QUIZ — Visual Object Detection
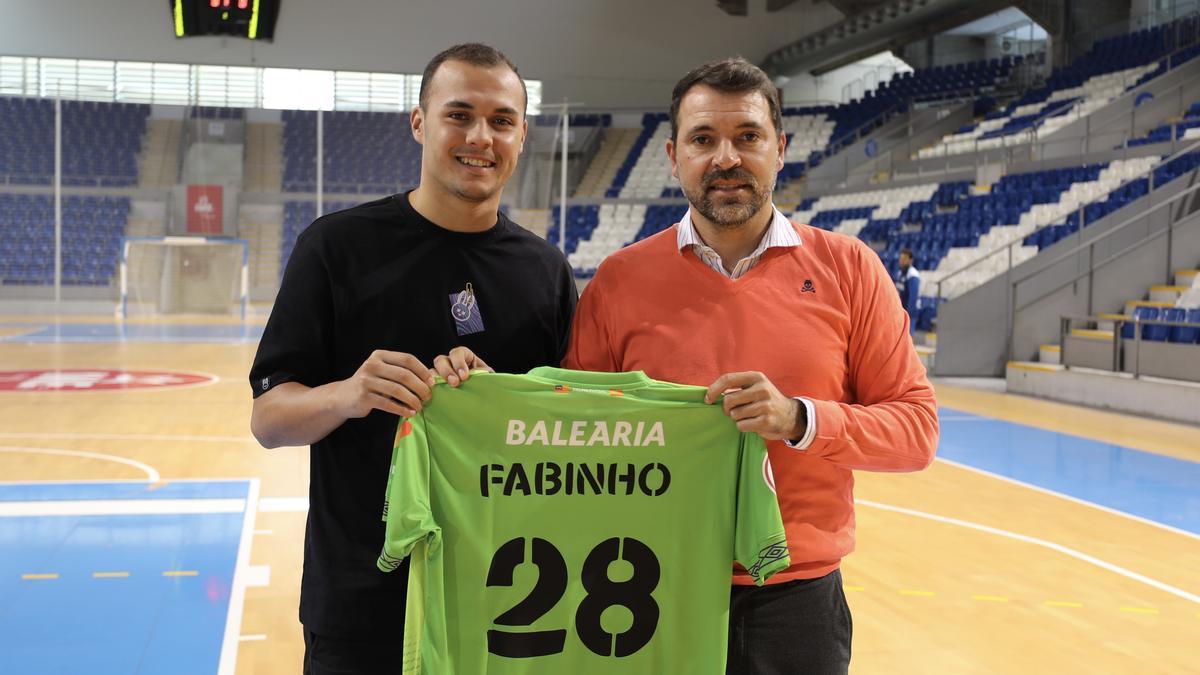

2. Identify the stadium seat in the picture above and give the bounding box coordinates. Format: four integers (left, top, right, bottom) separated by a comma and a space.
1168, 307, 1200, 343
1125, 306, 1165, 340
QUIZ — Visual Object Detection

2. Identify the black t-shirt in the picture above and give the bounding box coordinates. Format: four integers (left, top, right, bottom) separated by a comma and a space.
249, 192, 577, 638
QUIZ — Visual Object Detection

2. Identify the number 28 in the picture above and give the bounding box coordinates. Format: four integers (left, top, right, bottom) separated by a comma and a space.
486, 536, 660, 659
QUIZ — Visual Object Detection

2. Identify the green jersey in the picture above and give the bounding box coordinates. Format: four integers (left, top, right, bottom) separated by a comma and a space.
378, 367, 789, 674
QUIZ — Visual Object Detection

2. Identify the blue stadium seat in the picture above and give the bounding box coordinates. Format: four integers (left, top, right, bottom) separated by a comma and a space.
282, 110, 421, 194
1, 97, 148, 187
1168, 308, 1200, 343
1136, 306, 1169, 341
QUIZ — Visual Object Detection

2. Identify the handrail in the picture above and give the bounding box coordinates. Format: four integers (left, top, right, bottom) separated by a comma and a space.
1014, 176, 1200, 275
922, 16, 1200, 167
1001, 21, 1200, 148
1083, 59, 1200, 139
1012, 183, 1200, 313
933, 134, 1200, 299
1059, 312, 1200, 377
828, 100, 904, 151
1039, 12, 1200, 133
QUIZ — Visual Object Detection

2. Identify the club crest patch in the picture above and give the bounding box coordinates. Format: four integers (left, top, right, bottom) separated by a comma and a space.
449, 282, 485, 336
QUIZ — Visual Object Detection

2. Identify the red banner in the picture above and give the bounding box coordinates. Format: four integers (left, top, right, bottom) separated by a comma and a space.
186, 185, 223, 234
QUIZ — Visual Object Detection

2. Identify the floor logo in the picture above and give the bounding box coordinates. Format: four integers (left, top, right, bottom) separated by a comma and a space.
0, 369, 216, 391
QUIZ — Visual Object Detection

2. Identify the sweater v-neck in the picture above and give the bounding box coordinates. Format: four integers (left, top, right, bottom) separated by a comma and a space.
672, 225, 793, 294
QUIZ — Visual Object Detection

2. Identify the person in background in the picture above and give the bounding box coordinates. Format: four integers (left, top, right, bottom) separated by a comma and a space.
896, 248, 921, 334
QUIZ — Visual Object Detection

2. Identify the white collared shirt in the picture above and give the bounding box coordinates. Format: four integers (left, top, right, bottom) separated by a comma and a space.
676, 205, 803, 279
675, 204, 816, 450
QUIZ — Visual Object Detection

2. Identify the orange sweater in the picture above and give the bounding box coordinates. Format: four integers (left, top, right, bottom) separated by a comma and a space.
564, 220, 939, 584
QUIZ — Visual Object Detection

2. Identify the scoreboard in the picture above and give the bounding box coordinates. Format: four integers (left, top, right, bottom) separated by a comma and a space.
171, 0, 280, 41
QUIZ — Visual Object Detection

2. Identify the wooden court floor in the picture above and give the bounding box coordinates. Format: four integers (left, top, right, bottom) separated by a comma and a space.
0, 315, 1196, 674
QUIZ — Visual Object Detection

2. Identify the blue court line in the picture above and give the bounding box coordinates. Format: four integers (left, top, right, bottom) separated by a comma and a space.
937, 407, 1200, 535
0, 322, 264, 343
0, 480, 249, 675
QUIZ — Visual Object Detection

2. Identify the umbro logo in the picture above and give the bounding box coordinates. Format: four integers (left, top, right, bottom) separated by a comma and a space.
801, 280, 816, 293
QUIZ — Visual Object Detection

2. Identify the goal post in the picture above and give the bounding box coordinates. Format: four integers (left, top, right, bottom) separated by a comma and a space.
118, 236, 249, 318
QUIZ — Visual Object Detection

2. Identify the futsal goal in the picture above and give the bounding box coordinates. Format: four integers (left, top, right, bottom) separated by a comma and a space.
118, 236, 249, 318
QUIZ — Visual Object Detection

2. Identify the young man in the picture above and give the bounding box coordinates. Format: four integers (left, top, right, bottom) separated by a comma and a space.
249, 44, 576, 674
564, 58, 939, 675
896, 248, 921, 334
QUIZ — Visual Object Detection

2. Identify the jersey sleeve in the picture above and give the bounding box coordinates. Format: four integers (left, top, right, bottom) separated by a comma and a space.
378, 413, 441, 573
733, 432, 790, 586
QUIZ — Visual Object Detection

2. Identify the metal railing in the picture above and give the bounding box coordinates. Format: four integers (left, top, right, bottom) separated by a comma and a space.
1103, 68, 1200, 148
828, 100, 905, 153
1060, 313, 1200, 377
1008, 180, 1200, 359
1034, 48, 1200, 156
1012, 178, 1200, 312
932, 135, 1200, 301
917, 63, 1163, 165
785, 100, 906, 193
907, 17, 1200, 173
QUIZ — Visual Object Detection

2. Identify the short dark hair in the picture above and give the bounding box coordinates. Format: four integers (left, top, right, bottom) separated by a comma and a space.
900, 248, 914, 258
669, 57, 783, 142
419, 43, 527, 115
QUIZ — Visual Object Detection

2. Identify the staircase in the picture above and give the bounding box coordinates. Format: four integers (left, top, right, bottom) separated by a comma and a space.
1043, 266, 1200, 365
509, 208, 551, 239
137, 119, 182, 188
239, 204, 283, 299
575, 128, 640, 198
244, 122, 282, 193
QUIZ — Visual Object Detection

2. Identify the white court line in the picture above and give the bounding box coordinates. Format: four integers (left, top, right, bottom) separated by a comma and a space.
0, 499, 245, 517
218, 478, 261, 675
936, 457, 1200, 542
857, 499, 1200, 604
0, 477, 278, 485
239, 634, 267, 642
7, 337, 260, 344
0, 446, 160, 483
244, 565, 271, 588
0, 432, 259, 444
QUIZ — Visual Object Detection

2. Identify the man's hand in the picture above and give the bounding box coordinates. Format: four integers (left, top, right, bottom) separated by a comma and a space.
705, 371, 804, 441
432, 346, 493, 387
334, 350, 435, 419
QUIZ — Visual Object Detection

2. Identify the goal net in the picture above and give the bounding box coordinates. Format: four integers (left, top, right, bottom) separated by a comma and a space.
119, 236, 248, 317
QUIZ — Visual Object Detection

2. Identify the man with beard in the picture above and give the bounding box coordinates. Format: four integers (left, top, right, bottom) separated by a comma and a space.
250, 43, 576, 674
564, 58, 938, 674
